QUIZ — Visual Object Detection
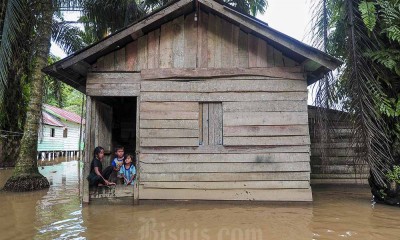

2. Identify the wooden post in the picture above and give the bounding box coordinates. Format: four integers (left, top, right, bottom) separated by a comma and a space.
134, 96, 140, 205
82, 96, 92, 204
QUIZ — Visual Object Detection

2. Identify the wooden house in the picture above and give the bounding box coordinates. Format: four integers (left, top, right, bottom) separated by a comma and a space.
38, 104, 85, 158
43, 0, 341, 203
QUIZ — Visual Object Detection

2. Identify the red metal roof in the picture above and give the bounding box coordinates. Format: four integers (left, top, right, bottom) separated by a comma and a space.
42, 111, 64, 127
43, 104, 85, 125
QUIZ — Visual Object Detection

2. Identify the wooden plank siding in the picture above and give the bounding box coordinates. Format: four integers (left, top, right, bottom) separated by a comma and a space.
87, 10, 312, 201
308, 106, 369, 185
91, 10, 300, 72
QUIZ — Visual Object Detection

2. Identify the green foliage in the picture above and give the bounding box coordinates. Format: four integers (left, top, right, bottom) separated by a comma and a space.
359, 1, 377, 32
386, 165, 400, 184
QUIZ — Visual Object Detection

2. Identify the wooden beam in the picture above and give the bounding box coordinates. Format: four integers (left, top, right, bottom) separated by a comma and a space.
140, 67, 303, 80
140, 171, 311, 182
139, 187, 313, 201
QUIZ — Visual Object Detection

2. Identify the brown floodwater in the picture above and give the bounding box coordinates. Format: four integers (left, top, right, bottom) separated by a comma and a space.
1, 158, 400, 240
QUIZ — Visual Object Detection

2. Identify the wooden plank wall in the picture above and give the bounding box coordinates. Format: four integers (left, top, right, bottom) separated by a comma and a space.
89, 10, 312, 201
91, 11, 299, 72
308, 107, 369, 184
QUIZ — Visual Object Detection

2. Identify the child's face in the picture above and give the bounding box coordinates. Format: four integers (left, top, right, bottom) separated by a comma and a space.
125, 156, 132, 164
97, 149, 104, 160
116, 149, 124, 158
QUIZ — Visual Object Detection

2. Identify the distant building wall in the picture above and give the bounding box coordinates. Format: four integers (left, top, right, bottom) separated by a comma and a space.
308, 106, 369, 184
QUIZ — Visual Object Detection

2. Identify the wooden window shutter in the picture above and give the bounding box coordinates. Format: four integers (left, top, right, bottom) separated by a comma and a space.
200, 102, 223, 145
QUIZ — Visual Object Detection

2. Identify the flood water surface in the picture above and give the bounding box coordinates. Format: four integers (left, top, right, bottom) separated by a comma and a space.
1, 159, 400, 240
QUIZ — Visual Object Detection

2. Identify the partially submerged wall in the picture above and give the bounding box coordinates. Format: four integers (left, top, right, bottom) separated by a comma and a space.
308, 106, 369, 184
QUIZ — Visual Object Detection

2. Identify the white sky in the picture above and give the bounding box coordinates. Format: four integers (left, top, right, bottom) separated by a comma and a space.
50, 0, 313, 58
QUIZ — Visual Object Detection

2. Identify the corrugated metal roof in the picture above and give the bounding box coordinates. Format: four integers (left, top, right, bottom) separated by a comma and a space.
43, 104, 85, 125
42, 111, 64, 127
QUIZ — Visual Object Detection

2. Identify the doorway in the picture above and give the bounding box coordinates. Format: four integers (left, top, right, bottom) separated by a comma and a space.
91, 97, 137, 164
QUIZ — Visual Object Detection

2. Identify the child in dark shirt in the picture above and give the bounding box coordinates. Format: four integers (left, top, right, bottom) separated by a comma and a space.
88, 146, 116, 187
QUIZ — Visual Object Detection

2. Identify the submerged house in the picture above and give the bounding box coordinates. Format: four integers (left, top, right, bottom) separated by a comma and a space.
44, 0, 341, 203
38, 104, 85, 158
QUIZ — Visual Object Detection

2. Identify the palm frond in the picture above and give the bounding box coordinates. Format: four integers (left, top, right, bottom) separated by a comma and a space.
52, 17, 85, 54
0, 0, 27, 99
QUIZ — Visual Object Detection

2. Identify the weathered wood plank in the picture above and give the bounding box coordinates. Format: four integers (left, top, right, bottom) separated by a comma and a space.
311, 179, 368, 185
223, 101, 307, 112
221, 18, 232, 68
86, 88, 140, 97
274, 49, 284, 67
140, 119, 199, 129
311, 173, 369, 179
141, 79, 307, 92
184, 12, 197, 68
83, 96, 92, 203
140, 111, 199, 120
141, 92, 307, 102
103, 52, 115, 71
137, 35, 148, 70
140, 171, 311, 182
267, 44, 274, 66
141, 145, 311, 154
115, 47, 126, 71
141, 181, 310, 190
210, 103, 223, 145
140, 161, 310, 173
224, 112, 309, 126
311, 148, 358, 157
172, 16, 185, 68
125, 41, 138, 71
198, 10, 208, 68
86, 83, 141, 90
248, 34, 258, 68
140, 67, 304, 80
94, 57, 104, 70
232, 25, 239, 68
140, 102, 198, 112
214, 15, 222, 68
139, 187, 312, 201
207, 13, 216, 67
224, 125, 309, 137
311, 165, 369, 174
238, 30, 249, 68
201, 103, 209, 145
140, 129, 199, 138
87, 72, 141, 84
160, 21, 173, 68
228, 109, 304, 124
140, 138, 199, 147
147, 29, 160, 69
140, 153, 310, 163
257, 38, 268, 67
224, 136, 310, 146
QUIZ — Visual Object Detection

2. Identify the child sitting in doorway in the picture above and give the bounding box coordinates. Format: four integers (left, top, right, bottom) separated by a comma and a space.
88, 146, 116, 187
119, 154, 136, 186
108, 145, 125, 184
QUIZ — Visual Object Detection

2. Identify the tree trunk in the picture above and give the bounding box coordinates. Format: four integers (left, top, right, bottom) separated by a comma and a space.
3, 0, 53, 191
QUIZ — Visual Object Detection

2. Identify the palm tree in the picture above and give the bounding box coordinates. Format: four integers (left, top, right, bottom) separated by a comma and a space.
311, 0, 400, 204
3, 0, 53, 191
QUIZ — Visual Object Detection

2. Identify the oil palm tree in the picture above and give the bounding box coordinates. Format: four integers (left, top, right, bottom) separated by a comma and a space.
311, 0, 400, 204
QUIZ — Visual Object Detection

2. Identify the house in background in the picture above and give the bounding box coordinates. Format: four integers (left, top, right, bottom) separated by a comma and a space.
44, 0, 341, 203
38, 104, 85, 159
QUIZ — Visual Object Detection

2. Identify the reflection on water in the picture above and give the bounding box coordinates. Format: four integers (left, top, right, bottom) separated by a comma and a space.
1, 158, 400, 240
